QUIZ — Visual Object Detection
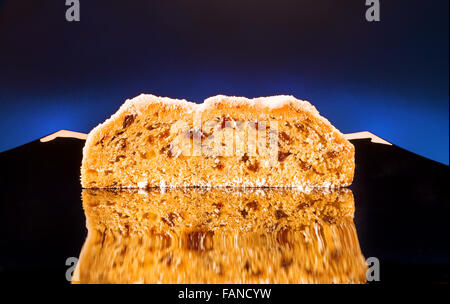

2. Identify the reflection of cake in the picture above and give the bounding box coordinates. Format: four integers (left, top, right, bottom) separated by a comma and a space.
74, 189, 366, 284
81, 94, 355, 188
81, 188, 355, 234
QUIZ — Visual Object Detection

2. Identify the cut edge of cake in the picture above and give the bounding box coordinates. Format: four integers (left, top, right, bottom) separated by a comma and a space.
81, 94, 355, 189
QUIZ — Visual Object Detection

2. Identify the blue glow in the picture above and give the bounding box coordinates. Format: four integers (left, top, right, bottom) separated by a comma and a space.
0, 75, 448, 164
0, 0, 448, 165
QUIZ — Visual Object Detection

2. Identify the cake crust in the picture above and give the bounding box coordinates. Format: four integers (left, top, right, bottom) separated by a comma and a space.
81, 94, 355, 188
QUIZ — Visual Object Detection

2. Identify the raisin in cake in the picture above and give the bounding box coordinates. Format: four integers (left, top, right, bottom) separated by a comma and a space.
73, 189, 367, 283
81, 94, 354, 188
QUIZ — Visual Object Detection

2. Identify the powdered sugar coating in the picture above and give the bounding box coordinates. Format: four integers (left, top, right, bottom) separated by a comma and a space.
201, 95, 319, 115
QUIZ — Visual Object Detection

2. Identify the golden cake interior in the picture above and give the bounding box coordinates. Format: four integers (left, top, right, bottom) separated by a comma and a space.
81, 95, 355, 188
73, 188, 367, 284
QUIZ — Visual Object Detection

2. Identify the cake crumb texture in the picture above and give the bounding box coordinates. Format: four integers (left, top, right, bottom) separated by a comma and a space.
81, 94, 355, 188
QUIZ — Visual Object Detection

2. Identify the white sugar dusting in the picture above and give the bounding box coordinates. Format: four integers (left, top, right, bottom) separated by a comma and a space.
200, 94, 320, 115
137, 181, 148, 188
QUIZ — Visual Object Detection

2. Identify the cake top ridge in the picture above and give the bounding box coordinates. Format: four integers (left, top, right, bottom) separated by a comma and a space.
201, 94, 320, 115
135, 93, 343, 138
120, 94, 321, 117
123, 94, 197, 115
84, 93, 345, 151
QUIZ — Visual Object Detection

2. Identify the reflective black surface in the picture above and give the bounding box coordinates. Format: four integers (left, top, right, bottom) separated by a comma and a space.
76, 187, 363, 283
0, 136, 448, 283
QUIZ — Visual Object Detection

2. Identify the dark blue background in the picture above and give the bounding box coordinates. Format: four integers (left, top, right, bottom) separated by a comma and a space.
0, 0, 448, 164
